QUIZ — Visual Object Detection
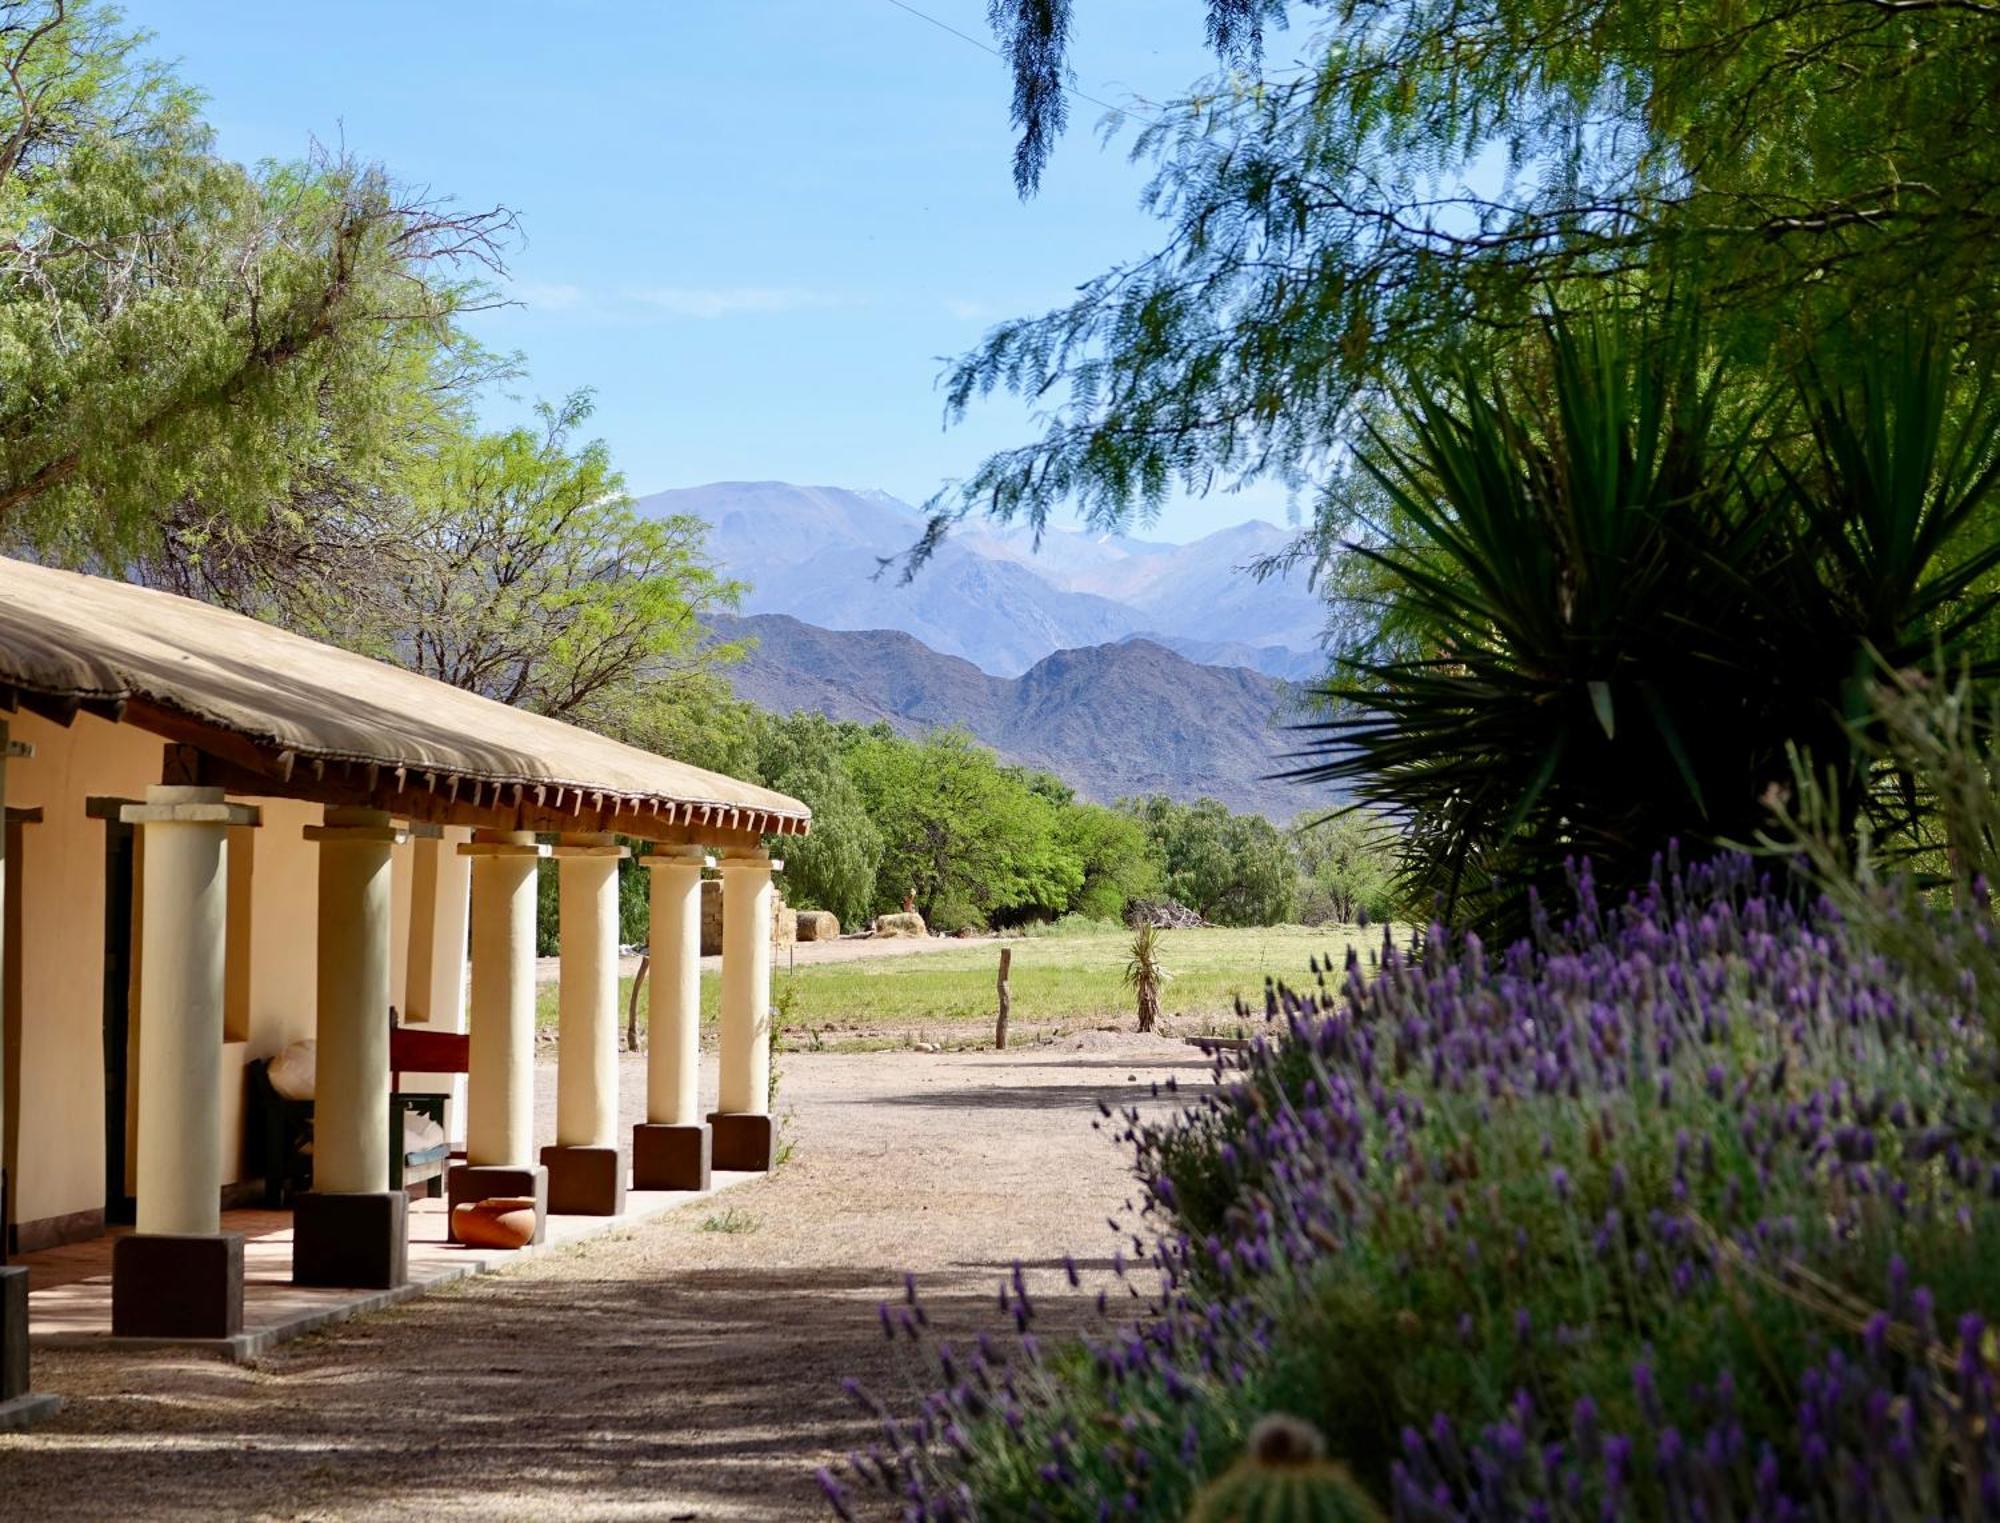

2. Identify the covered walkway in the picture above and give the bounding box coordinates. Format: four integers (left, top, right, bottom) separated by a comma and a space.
0, 557, 809, 1420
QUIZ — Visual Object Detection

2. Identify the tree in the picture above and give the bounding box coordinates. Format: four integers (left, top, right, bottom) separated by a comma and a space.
753, 712, 884, 928
1290, 809, 1395, 926
348, 392, 744, 726
1127, 795, 1296, 926
936, 2, 2000, 555
0, 1, 513, 559
847, 728, 1078, 931
1058, 800, 1158, 920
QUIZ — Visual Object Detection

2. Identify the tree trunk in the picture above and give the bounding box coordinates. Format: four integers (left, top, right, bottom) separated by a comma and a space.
1137, 977, 1159, 1033
626, 953, 649, 1051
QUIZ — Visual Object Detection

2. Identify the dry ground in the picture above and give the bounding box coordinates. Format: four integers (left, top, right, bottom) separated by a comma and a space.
0, 1036, 1203, 1522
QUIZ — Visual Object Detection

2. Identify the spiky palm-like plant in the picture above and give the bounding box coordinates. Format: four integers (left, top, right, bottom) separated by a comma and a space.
1293, 317, 2000, 929
1125, 922, 1171, 1033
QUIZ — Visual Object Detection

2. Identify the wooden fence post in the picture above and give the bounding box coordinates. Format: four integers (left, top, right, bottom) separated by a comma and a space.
995, 947, 1012, 1050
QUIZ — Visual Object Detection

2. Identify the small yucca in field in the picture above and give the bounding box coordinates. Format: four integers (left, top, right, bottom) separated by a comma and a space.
1124, 922, 1171, 1033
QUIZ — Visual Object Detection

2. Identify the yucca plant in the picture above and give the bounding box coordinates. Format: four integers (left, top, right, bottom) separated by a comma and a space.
1294, 314, 2000, 928
1125, 922, 1170, 1033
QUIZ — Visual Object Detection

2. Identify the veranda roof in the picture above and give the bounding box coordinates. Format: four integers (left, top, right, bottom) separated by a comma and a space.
0, 556, 809, 837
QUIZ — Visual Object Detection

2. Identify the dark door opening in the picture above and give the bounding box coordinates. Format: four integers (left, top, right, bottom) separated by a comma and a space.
89, 800, 137, 1227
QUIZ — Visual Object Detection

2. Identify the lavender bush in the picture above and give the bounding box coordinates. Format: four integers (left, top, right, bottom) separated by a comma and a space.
826, 853, 2000, 1521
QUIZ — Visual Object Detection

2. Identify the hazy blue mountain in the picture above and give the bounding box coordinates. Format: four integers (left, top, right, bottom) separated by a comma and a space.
640, 481, 1328, 678
713, 612, 1331, 818
1131, 634, 1326, 681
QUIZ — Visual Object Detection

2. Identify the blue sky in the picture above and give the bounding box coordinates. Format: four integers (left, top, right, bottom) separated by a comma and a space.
125, 1, 1298, 543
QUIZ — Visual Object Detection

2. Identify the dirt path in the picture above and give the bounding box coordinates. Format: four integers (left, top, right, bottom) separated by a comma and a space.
2, 1037, 1202, 1521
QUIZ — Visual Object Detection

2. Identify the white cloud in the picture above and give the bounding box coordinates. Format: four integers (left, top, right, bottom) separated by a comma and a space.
626, 285, 844, 319
510, 280, 587, 311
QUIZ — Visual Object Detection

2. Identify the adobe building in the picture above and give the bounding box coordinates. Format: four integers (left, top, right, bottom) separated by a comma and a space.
0, 557, 807, 1416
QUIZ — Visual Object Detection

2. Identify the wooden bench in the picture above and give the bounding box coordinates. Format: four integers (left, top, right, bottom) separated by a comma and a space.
247, 1059, 452, 1208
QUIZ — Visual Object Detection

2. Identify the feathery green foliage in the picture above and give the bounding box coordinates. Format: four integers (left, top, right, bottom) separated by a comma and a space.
952, 1, 2000, 548
0, 1, 512, 559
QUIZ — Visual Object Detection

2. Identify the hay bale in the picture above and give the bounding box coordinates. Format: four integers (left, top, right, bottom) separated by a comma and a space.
796, 909, 840, 942
700, 878, 724, 955
874, 911, 928, 939
773, 902, 798, 947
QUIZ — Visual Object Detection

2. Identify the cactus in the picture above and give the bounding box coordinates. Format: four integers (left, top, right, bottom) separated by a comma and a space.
1186, 1415, 1383, 1523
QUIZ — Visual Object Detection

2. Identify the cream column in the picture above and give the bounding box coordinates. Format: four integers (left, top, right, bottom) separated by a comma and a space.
305, 808, 401, 1194
646, 848, 708, 1126
450, 828, 550, 1243
120, 787, 259, 1235
716, 851, 777, 1116
541, 835, 630, 1215
631, 846, 712, 1190
552, 835, 625, 1148
459, 830, 546, 1170
292, 807, 410, 1289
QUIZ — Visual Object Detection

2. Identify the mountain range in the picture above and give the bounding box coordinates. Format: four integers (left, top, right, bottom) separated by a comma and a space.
637, 482, 1327, 679
642, 481, 1340, 816
710, 612, 1331, 819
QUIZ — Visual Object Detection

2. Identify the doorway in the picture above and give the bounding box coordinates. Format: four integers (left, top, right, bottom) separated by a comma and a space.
87, 799, 137, 1227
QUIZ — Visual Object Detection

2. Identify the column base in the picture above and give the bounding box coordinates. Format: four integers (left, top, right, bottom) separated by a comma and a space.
293, 1190, 409, 1289
446, 1164, 548, 1246
111, 1232, 244, 1339
540, 1145, 626, 1216
2, 1265, 29, 1401
632, 1123, 711, 1192
706, 1111, 777, 1173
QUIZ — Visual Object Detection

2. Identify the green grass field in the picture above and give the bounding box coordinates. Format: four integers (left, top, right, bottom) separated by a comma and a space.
538, 924, 1379, 1052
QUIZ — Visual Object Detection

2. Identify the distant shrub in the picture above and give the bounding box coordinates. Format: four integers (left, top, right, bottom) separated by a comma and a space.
825, 852, 2000, 1521
1018, 913, 1123, 939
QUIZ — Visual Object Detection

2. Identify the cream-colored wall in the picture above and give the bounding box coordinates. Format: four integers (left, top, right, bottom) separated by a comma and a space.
4, 711, 163, 1226
0, 711, 440, 1232
221, 795, 323, 1181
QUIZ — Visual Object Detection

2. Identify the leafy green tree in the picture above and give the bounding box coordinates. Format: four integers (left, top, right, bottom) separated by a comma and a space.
1127, 795, 1295, 926
334, 392, 744, 726
752, 712, 884, 928
1059, 800, 1160, 921
1290, 810, 1396, 926
0, 1, 512, 558
847, 728, 1078, 931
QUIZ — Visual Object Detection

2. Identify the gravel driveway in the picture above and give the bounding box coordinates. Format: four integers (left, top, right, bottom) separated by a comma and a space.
1, 1035, 1203, 1521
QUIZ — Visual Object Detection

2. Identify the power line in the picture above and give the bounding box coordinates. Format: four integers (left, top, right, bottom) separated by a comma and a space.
876, 0, 1150, 123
